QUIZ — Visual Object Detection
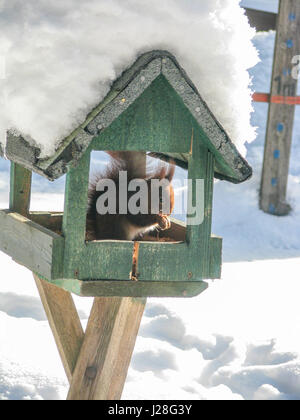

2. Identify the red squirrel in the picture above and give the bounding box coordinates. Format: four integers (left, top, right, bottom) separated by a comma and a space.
86, 151, 175, 241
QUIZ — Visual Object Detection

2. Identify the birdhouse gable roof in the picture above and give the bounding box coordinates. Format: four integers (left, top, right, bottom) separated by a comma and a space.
3, 51, 252, 183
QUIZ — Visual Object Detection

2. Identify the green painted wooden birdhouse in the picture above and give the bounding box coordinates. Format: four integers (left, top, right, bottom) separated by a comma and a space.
0, 51, 252, 298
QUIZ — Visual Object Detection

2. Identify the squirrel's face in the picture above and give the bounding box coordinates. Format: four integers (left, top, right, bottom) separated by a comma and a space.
158, 182, 174, 216
146, 164, 175, 216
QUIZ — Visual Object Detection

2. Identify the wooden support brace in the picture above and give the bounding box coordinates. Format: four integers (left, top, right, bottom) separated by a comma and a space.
34, 275, 84, 383
34, 274, 146, 400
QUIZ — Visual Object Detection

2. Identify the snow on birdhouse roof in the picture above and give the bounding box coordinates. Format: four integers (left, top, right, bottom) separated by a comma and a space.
0, 0, 258, 157
4, 51, 252, 183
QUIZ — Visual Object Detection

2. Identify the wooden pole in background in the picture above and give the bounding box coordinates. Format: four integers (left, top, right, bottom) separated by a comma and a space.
260, 0, 300, 215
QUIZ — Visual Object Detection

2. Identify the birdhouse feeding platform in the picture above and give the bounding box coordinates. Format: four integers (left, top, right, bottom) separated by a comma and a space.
1, 51, 251, 299
0, 51, 252, 399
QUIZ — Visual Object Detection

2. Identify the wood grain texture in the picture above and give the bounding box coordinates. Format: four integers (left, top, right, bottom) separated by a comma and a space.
74, 279, 208, 298
29, 212, 63, 233
67, 297, 146, 400
60, 77, 221, 284
34, 274, 84, 383
62, 145, 92, 278
208, 236, 223, 279
9, 162, 32, 216
91, 75, 192, 154
260, 0, 300, 215
0, 210, 64, 279
136, 127, 215, 282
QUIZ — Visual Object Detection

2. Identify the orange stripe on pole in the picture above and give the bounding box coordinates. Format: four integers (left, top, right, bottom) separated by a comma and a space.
252, 92, 300, 105
252, 92, 270, 103
271, 95, 300, 105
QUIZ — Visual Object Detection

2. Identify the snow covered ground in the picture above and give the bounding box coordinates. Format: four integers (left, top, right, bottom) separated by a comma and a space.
1, 0, 300, 400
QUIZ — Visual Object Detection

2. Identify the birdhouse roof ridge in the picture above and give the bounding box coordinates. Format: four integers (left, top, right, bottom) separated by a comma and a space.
3, 50, 252, 183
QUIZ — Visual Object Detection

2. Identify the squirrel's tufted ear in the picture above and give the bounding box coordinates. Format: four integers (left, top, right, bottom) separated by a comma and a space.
165, 164, 175, 181
156, 165, 167, 180
152, 163, 175, 181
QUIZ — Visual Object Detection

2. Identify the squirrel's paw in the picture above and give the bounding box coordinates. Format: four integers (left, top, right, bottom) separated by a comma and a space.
157, 215, 171, 231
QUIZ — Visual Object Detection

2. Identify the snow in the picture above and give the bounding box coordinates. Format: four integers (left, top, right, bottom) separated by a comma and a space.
1, 257, 300, 400
1, 0, 300, 401
0, 0, 258, 157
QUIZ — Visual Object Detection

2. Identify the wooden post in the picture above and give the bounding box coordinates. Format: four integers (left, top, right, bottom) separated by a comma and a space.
33, 279, 146, 399
260, 0, 300, 215
67, 297, 146, 400
9, 162, 32, 216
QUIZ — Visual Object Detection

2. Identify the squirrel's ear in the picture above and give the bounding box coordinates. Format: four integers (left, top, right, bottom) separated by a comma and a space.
166, 164, 175, 181
156, 163, 175, 181
156, 166, 167, 180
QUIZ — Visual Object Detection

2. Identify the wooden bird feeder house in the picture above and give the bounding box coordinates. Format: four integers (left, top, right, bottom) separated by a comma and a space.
0, 51, 252, 400
0, 51, 252, 299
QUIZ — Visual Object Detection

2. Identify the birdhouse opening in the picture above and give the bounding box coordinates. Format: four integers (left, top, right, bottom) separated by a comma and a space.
86, 150, 188, 244
10, 164, 66, 237
29, 172, 65, 213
